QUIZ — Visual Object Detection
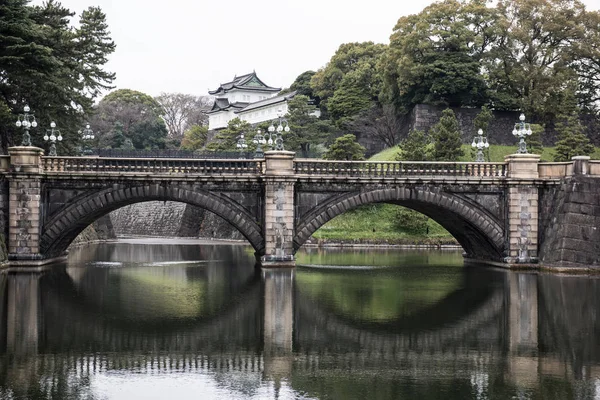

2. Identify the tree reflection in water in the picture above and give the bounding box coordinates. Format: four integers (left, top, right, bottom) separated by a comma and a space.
0, 242, 597, 399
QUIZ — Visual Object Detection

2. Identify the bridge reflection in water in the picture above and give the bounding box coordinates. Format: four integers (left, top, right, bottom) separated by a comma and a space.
0, 242, 599, 399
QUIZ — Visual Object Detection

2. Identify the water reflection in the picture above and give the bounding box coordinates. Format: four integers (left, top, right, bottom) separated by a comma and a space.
0, 242, 597, 399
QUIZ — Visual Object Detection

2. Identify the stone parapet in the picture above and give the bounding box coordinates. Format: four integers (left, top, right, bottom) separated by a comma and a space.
572, 156, 590, 175
264, 151, 295, 176
505, 154, 541, 179
8, 147, 43, 174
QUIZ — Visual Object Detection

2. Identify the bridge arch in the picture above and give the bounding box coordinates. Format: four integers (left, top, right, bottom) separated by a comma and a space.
294, 187, 505, 260
40, 183, 264, 258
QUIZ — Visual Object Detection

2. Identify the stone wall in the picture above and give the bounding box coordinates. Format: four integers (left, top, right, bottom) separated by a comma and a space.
109, 201, 244, 240
406, 104, 600, 146
538, 176, 600, 268
110, 201, 188, 237
407, 104, 524, 144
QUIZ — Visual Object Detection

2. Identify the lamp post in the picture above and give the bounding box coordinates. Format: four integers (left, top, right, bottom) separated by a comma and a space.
267, 108, 289, 151
253, 129, 267, 158
15, 105, 38, 146
512, 113, 532, 154
43, 122, 62, 156
236, 131, 248, 156
79, 124, 94, 155
471, 128, 489, 162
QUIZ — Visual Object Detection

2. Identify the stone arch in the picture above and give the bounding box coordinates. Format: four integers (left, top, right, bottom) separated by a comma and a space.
40, 183, 264, 258
294, 187, 505, 261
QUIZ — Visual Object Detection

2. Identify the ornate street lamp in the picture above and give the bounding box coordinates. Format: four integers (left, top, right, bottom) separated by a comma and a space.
512, 113, 532, 154
236, 131, 248, 156
253, 129, 267, 158
15, 105, 38, 146
471, 128, 489, 162
267, 108, 289, 151
43, 122, 62, 156
79, 124, 94, 155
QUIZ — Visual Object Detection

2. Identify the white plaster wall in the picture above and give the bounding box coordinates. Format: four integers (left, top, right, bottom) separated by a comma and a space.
239, 103, 287, 125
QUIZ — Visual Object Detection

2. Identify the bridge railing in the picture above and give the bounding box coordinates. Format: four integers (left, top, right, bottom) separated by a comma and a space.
590, 160, 600, 175
294, 160, 508, 178
538, 162, 573, 178
41, 156, 264, 175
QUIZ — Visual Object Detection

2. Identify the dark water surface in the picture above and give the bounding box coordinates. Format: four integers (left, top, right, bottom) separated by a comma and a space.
0, 239, 599, 399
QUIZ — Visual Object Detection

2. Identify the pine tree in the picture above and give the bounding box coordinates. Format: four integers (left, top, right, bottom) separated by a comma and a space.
323, 134, 365, 160
206, 118, 252, 152
0, 1, 115, 154
472, 106, 494, 161
553, 112, 594, 162
430, 109, 464, 161
396, 130, 431, 161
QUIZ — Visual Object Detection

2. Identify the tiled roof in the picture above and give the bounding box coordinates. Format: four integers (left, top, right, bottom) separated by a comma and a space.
207, 99, 249, 114
236, 91, 297, 114
208, 71, 280, 95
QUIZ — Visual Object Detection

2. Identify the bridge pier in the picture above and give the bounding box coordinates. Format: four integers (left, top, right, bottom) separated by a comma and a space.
261, 151, 296, 268
504, 154, 541, 265
6, 147, 46, 263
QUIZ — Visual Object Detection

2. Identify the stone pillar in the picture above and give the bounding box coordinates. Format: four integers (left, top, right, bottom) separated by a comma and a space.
505, 154, 541, 264
262, 151, 296, 268
262, 268, 294, 382
7, 147, 44, 262
572, 155, 590, 175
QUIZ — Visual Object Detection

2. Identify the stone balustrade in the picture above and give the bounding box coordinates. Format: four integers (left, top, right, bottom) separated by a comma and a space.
294, 160, 507, 178
41, 156, 264, 175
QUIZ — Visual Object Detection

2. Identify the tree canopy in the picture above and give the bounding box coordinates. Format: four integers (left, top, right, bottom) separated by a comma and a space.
323, 134, 365, 160
284, 95, 334, 157
311, 42, 386, 124
382, 0, 493, 112
0, 0, 115, 154
91, 89, 170, 150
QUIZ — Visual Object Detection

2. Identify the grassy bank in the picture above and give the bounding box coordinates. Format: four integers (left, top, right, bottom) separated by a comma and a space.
311, 203, 456, 245
371, 144, 600, 162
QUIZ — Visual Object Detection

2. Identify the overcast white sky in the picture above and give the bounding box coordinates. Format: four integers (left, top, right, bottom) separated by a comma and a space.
31, 0, 600, 99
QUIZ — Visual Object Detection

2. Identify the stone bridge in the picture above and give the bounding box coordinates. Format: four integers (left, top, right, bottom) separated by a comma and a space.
1, 146, 599, 269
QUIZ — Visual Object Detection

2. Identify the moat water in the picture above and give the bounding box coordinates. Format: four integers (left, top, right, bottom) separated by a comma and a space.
0, 239, 599, 399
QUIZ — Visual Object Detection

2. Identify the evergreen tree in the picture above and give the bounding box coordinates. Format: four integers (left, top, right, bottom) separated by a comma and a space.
0, 0, 115, 154
553, 112, 595, 161
396, 130, 431, 161
180, 125, 208, 151
472, 106, 494, 161
323, 134, 365, 160
430, 109, 464, 161
285, 95, 334, 157
528, 123, 544, 155
91, 89, 168, 150
206, 118, 251, 152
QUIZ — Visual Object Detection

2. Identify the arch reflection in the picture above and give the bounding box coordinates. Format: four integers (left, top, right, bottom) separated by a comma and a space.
0, 243, 596, 399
